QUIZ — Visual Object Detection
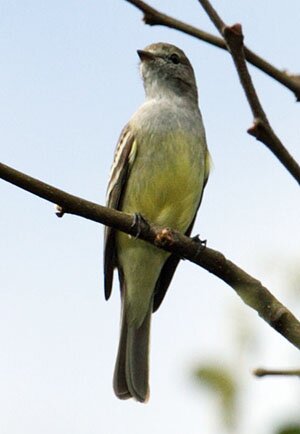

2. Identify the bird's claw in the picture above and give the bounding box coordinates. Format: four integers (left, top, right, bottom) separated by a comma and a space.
192, 234, 207, 256
131, 213, 148, 239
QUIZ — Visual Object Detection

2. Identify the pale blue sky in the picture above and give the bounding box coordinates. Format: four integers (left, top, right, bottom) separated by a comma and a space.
1, 1, 299, 433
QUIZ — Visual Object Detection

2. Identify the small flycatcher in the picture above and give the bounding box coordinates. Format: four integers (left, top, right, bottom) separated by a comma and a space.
104, 42, 210, 402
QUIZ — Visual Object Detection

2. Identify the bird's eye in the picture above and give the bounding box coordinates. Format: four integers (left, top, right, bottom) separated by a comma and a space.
169, 53, 180, 64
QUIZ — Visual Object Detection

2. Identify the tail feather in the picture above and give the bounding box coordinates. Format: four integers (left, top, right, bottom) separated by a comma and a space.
113, 303, 151, 403
113, 312, 131, 400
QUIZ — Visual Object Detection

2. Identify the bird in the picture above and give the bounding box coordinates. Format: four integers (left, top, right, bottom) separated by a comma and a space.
104, 42, 210, 402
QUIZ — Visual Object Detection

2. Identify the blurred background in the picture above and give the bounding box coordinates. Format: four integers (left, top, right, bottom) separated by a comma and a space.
0, 1, 299, 433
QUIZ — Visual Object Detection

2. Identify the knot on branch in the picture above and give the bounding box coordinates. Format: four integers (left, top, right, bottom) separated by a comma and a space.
285, 73, 300, 101
223, 23, 244, 46
55, 204, 65, 218
269, 306, 290, 332
253, 368, 267, 377
143, 12, 160, 26
247, 118, 269, 140
154, 227, 174, 247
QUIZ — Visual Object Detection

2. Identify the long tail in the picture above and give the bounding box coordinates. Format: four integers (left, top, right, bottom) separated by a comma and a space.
113, 302, 152, 403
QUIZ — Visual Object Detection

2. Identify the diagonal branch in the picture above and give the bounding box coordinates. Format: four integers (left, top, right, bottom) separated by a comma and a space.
124, 0, 300, 101
197, 0, 300, 185
1, 161, 300, 349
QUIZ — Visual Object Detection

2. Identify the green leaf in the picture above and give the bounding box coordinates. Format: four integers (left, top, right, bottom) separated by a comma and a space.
193, 363, 237, 428
276, 424, 300, 434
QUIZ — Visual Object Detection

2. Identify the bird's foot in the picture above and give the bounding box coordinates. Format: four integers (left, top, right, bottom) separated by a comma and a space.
131, 213, 148, 239
192, 234, 207, 256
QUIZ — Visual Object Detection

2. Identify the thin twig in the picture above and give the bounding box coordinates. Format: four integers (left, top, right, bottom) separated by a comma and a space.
1, 161, 300, 349
253, 368, 300, 377
124, 0, 300, 101
196, 0, 300, 184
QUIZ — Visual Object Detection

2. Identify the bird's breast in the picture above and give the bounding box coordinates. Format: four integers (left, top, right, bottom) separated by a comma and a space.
121, 129, 206, 234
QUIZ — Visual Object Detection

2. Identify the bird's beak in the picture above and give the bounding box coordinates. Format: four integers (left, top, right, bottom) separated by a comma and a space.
137, 49, 156, 62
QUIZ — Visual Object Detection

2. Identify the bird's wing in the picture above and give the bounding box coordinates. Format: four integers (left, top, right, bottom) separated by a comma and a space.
153, 149, 211, 312
104, 125, 136, 300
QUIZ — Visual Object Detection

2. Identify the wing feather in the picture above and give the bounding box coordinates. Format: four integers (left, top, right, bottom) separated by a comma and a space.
104, 126, 135, 300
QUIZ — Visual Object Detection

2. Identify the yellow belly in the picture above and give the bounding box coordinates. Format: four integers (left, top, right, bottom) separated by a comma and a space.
120, 134, 205, 234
